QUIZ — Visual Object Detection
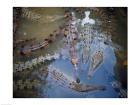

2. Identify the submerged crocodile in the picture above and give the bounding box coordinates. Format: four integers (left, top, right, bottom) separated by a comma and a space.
88, 51, 103, 79
48, 66, 105, 92
82, 47, 90, 64
69, 82, 105, 92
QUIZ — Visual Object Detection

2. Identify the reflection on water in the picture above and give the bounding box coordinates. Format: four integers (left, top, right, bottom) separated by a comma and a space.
13, 7, 127, 98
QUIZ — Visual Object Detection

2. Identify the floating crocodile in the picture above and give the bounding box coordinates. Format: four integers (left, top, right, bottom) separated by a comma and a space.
20, 40, 49, 55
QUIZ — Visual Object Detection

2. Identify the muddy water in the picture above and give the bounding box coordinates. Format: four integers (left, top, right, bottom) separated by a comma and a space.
16, 8, 65, 41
